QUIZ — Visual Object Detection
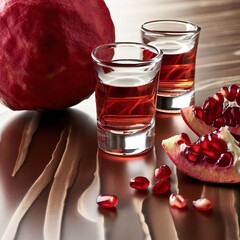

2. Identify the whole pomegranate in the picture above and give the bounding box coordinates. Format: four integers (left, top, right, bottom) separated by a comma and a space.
0, 0, 115, 110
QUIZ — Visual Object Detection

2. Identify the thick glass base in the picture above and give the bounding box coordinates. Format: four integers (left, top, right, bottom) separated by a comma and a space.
97, 120, 155, 156
156, 90, 195, 113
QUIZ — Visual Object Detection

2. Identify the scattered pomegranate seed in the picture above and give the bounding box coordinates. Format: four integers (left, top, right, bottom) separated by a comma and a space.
155, 165, 172, 180
97, 194, 118, 208
169, 193, 188, 209
152, 180, 171, 195
130, 176, 150, 190
192, 197, 212, 211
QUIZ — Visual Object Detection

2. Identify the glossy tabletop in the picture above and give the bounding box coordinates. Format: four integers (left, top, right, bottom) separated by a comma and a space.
0, 0, 240, 239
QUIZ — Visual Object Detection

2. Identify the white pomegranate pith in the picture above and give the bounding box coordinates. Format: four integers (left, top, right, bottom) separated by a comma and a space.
217, 127, 240, 172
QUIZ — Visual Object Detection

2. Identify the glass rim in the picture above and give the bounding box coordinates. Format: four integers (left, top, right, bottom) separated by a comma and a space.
140, 19, 201, 34
91, 41, 163, 68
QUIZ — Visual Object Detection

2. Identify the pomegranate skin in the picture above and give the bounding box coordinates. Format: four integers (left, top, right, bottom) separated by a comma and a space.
0, 0, 115, 110
162, 133, 240, 184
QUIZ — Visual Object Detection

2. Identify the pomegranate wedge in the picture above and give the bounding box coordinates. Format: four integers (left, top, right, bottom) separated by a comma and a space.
181, 84, 240, 140
162, 127, 240, 183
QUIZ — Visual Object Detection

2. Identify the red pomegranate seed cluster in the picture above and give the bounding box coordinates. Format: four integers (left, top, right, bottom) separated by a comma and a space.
193, 84, 240, 127
181, 130, 234, 167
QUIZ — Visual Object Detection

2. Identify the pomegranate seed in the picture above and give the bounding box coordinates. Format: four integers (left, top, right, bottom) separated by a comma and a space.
213, 116, 225, 128
202, 109, 215, 125
184, 147, 201, 162
231, 106, 240, 123
193, 105, 203, 119
152, 180, 171, 195
221, 86, 229, 98
229, 119, 237, 127
213, 102, 223, 119
213, 92, 224, 104
169, 193, 188, 209
192, 197, 212, 211
203, 147, 221, 159
155, 165, 172, 180
222, 108, 230, 125
226, 84, 239, 101
97, 194, 118, 208
199, 136, 210, 153
130, 176, 150, 190
236, 89, 240, 106
178, 133, 191, 146
210, 134, 228, 154
217, 152, 234, 167
202, 97, 217, 110
190, 143, 201, 154
199, 135, 221, 159
204, 155, 218, 164
223, 107, 237, 127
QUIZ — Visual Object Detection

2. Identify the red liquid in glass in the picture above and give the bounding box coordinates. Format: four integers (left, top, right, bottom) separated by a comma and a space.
159, 43, 198, 94
96, 76, 158, 132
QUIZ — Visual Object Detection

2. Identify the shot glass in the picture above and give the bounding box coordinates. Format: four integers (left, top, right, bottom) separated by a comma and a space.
140, 20, 201, 113
92, 42, 163, 155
